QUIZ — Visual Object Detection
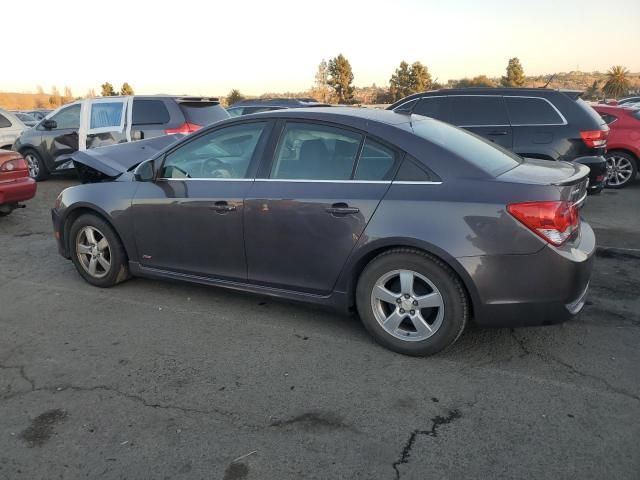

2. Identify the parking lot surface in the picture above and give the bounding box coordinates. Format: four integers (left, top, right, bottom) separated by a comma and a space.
1, 178, 639, 479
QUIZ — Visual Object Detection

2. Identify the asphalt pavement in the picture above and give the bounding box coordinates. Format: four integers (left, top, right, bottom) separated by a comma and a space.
1, 178, 638, 479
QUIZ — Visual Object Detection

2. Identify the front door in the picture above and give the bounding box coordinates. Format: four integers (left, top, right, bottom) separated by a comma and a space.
132, 121, 270, 280
41, 103, 81, 168
244, 121, 397, 294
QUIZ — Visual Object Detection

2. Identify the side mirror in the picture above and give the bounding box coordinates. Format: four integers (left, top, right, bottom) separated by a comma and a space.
134, 159, 155, 182
42, 119, 57, 130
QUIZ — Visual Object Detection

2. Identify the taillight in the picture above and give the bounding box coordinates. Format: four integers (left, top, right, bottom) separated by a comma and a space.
507, 201, 579, 246
580, 129, 608, 148
165, 122, 202, 135
0, 157, 29, 173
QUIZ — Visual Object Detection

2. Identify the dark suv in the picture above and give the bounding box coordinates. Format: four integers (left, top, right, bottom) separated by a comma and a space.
13, 96, 229, 180
388, 88, 608, 193
227, 98, 331, 117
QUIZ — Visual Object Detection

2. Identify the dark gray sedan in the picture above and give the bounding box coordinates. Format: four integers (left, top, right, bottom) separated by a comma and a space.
52, 108, 594, 355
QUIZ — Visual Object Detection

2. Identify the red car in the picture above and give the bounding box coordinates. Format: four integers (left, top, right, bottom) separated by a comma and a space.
0, 150, 37, 216
592, 105, 640, 188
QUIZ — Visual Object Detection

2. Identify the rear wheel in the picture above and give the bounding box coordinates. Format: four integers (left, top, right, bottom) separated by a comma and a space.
605, 151, 637, 188
22, 149, 49, 181
356, 249, 468, 356
69, 214, 129, 287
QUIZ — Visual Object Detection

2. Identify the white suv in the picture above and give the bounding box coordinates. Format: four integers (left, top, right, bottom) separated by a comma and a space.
0, 109, 27, 150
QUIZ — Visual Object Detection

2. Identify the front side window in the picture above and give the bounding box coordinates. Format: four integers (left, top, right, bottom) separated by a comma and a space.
449, 96, 508, 126
505, 97, 564, 125
161, 122, 266, 179
50, 104, 80, 129
354, 138, 396, 180
270, 123, 362, 180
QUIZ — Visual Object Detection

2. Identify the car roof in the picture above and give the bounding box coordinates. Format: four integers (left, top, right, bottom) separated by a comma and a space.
230, 98, 326, 108
238, 106, 414, 126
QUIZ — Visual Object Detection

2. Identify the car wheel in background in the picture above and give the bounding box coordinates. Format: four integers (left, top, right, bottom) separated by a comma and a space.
356, 249, 468, 356
69, 214, 129, 287
605, 151, 637, 189
22, 149, 49, 181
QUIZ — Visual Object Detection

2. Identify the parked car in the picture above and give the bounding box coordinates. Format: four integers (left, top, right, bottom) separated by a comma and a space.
0, 108, 27, 150
13, 95, 229, 180
592, 104, 640, 188
22, 109, 53, 121
0, 150, 36, 216
227, 98, 331, 117
617, 96, 640, 106
388, 88, 608, 194
52, 108, 594, 356
12, 112, 38, 127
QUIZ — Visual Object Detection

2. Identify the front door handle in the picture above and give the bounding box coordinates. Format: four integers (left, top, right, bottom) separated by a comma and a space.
209, 201, 236, 213
326, 203, 360, 215
487, 131, 508, 136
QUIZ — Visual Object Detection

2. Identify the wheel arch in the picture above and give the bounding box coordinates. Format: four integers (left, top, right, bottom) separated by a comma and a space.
605, 148, 639, 162
342, 238, 479, 319
61, 205, 130, 262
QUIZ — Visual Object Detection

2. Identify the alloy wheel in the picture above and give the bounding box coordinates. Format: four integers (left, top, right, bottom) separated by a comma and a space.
370, 269, 444, 342
75, 226, 111, 278
606, 155, 634, 186
24, 153, 40, 178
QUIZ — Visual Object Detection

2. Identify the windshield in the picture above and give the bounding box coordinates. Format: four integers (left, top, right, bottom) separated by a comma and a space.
410, 117, 522, 176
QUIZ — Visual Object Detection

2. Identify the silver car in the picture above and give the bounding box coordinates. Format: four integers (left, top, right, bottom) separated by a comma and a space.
0, 109, 26, 150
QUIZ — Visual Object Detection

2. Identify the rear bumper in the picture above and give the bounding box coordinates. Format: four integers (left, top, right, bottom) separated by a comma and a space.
573, 156, 606, 194
0, 177, 36, 206
458, 222, 596, 327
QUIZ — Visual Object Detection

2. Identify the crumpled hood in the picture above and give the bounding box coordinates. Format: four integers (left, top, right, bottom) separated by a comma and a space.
63, 134, 185, 178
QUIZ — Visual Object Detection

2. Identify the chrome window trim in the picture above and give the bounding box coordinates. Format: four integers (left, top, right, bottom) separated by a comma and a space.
397, 94, 568, 127
255, 179, 392, 184
392, 180, 443, 185
157, 177, 254, 182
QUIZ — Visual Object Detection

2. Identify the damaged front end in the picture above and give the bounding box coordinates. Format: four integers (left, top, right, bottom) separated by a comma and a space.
64, 134, 185, 183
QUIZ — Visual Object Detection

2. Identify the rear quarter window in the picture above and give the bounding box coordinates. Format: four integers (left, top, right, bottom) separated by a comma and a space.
0, 113, 11, 128
178, 102, 229, 127
505, 97, 564, 125
411, 118, 521, 176
132, 100, 170, 125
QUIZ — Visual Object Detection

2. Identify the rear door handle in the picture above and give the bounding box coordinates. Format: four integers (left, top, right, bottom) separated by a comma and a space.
209, 201, 236, 213
487, 131, 508, 136
326, 203, 360, 215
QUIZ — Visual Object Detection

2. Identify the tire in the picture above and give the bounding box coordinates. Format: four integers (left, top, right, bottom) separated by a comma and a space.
69, 214, 130, 287
356, 249, 468, 356
605, 151, 637, 189
22, 149, 49, 181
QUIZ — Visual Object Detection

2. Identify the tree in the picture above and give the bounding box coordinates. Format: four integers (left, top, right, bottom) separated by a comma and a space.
603, 65, 630, 98
389, 61, 413, 102
313, 59, 331, 103
101, 82, 117, 96
85, 88, 96, 99
49, 86, 61, 106
226, 89, 245, 106
120, 82, 134, 96
584, 80, 601, 100
328, 54, 355, 104
409, 62, 432, 93
457, 75, 496, 88
501, 57, 525, 87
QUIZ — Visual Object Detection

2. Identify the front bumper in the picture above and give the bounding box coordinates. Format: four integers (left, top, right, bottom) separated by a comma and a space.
458, 221, 596, 327
0, 177, 36, 206
573, 156, 606, 194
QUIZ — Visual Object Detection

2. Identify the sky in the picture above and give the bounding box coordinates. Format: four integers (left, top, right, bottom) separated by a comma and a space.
3, 0, 639, 96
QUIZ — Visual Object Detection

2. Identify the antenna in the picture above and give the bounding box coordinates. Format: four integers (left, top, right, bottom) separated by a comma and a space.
542, 74, 556, 89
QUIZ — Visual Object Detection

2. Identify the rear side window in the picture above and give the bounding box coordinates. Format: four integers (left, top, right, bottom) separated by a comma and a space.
505, 97, 564, 125
270, 122, 362, 180
411, 118, 521, 176
132, 100, 170, 125
394, 156, 432, 182
598, 113, 618, 125
354, 138, 396, 180
0, 113, 11, 128
449, 96, 508, 126
413, 97, 448, 121
178, 102, 229, 127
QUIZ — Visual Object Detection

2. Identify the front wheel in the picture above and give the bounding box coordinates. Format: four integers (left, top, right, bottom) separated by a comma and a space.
356, 249, 468, 356
22, 149, 49, 181
605, 151, 637, 189
69, 214, 130, 287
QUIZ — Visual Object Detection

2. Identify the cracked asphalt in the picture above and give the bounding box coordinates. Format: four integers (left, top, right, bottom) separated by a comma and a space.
1, 178, 639, 479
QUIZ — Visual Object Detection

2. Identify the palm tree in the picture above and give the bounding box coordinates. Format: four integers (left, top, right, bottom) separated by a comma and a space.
603, 66, 630, 98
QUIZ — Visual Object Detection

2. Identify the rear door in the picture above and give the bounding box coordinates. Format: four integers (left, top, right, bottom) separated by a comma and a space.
244, 121, 397, 294
449, 95, 513, 149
